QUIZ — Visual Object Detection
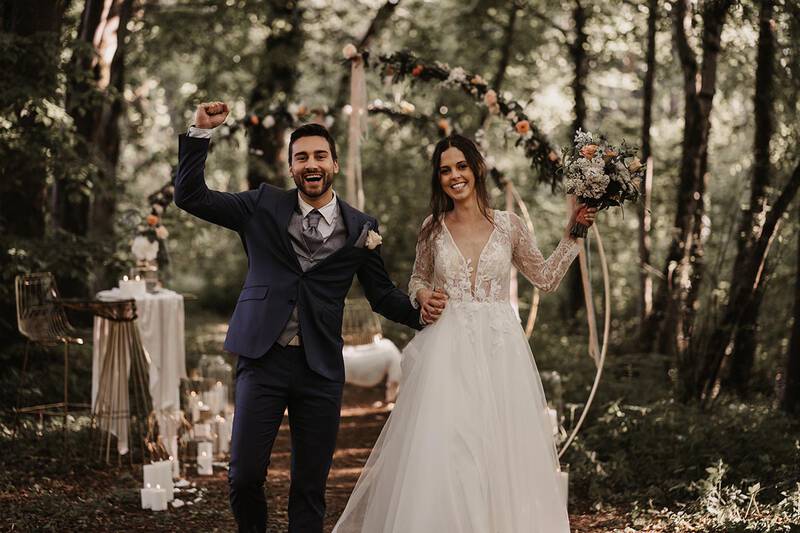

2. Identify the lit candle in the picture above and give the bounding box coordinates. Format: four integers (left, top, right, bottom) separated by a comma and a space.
151, 484, 168, 511
140, 483, 154, 509
197, 442, 213, 475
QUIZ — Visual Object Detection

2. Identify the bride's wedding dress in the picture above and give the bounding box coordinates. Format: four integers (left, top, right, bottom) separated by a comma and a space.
333, 210, 579, 533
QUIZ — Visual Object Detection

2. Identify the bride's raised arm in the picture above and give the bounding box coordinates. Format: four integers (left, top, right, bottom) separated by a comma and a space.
508, 211, 581, 293
408, 215, 435, 309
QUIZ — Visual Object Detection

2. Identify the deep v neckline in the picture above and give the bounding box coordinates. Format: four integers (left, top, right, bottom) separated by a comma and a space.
442, 211, 498, 291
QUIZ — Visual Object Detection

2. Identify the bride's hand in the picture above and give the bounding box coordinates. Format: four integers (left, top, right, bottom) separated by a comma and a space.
195, 101, 229, 129
567, 203, 598, 236
417, 288, 448, 324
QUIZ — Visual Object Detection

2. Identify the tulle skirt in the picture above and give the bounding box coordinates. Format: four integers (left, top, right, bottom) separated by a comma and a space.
333, 301, 570, 533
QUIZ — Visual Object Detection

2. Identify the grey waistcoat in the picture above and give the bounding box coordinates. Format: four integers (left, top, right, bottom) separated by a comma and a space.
275, 206, 348, 346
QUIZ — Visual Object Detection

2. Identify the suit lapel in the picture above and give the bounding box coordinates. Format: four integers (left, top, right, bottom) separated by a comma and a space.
276, 189, 302, 271
338, 196, 363, 248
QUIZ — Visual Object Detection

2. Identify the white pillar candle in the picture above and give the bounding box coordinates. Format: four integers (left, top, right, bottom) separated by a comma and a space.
216, 417, 229, 455
152, 460, 174, 501
169, 436, 180, 478
197, 441, 214, 475
189, 392, 200, 422
140, 484, 154, 509
143, 463, 159, 489
150, 485, 168, 511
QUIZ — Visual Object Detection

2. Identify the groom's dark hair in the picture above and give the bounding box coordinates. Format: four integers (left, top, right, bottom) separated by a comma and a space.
288, 123, 338, 162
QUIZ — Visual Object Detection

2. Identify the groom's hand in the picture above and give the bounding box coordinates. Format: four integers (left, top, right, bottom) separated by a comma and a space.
418, 288, 448, 324
195, 101, 229, 129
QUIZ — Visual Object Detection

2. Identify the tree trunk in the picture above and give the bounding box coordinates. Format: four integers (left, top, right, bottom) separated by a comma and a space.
699, 160, 800, 403
57, 0, 105, 237
246, 1, 304, 190
782, 214, 800, 416
724, 0, 775, 397
697, 0, 775, 400
0, 0, 70, 239
564, 0, 588, 323
647, 0, 733, 401
638, 0, 657, 343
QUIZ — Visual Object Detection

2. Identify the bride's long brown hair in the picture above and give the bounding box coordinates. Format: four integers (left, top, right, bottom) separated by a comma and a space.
418, 134, 495, 244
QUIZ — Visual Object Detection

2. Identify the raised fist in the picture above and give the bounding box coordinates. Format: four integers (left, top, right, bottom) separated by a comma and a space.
195, 101, 229, 129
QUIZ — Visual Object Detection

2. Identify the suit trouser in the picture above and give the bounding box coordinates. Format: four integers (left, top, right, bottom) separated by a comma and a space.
228, 344, 344, 533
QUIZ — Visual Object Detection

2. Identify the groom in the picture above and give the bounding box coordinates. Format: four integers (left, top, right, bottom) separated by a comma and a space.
175, 102, 446, 533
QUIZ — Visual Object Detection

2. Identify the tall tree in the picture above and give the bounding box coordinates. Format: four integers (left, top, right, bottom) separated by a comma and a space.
638, 0, 657, 341
783, 212, 800, 416
646, 0, 735, 400
698, 0, 775, 399
565, 0, 589, 322
245, 0, 304, 190
0, 0, 70, 239
700, 160, 800, 402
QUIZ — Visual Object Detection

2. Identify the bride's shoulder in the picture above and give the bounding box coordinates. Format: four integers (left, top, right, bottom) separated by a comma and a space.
490, 209, 519, 227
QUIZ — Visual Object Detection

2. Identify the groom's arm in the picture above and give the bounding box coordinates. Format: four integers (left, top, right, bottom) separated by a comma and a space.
174, 133, 260, 232
357, 221, 424, 332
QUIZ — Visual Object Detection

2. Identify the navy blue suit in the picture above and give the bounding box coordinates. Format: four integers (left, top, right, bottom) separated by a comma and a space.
175, 134, 422, 532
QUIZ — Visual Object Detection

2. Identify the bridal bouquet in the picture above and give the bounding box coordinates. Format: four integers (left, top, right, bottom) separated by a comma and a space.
562, 129, 642, 237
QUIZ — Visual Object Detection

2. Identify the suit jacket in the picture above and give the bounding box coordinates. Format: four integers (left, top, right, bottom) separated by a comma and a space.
175, 134, 422, 382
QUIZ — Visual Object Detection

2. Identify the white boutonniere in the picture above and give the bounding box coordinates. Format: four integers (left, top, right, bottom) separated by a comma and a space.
365, 230, 382, 250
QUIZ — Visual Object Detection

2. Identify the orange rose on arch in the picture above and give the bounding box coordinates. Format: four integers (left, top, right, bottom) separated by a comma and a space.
146, 214, 159, 226
515, 120, 531, 135
411, 65, 424, 77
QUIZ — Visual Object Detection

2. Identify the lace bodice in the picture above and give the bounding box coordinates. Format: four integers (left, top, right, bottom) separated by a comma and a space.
408, 210, 581, 306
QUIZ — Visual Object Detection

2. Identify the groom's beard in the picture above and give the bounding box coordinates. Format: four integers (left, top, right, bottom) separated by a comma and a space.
295, 170, 334, 199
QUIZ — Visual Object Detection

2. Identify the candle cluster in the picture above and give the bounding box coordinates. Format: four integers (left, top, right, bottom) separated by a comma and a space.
141, 460, 175, 511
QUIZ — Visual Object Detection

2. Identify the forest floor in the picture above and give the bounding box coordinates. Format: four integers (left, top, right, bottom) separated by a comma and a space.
0, 381, 632, 532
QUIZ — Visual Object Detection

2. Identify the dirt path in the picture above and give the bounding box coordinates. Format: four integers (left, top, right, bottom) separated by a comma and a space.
1, 384, 626, 532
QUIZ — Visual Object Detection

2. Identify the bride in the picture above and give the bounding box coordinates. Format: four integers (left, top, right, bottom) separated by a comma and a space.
333, 134, 597, 532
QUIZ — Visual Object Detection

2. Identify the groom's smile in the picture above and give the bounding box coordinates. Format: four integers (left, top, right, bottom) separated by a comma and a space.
289, 134, 339, 203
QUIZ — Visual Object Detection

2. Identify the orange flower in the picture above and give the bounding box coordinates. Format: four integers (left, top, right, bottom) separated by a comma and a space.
515, 120, 531, 135
580, 144, 598, 159
146, 214, 159, 226
437, 118, 451, 136
603, 149, 617, 160
411, 65, 424, 77
296, 105, 308, 117
250, 115, 260, 126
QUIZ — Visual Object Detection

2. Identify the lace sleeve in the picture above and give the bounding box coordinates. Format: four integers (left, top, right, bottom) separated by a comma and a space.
408, 215, 435, 309
508, 212, 581, 293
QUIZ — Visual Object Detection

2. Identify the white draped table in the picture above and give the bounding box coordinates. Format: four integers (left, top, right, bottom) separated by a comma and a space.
92, 288, 187, 454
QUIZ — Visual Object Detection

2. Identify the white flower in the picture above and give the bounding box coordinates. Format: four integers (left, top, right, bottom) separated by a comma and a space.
444, 67, 467, 86
131, 235, 159, 261
399, 101, 416, 114
342, 43, 358, 59
565, 156, 609, 199
365, 230, 383, 250
262, 115, 275, 129
152, 204, 164, 215
155, 225, 169, 240
573, 128, 594, 148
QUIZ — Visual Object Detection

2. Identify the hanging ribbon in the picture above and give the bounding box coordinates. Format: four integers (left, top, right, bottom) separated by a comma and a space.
346, 54, 368, 210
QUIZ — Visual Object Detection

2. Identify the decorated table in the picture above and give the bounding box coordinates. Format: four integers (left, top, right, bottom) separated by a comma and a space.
92, 287, 187, 454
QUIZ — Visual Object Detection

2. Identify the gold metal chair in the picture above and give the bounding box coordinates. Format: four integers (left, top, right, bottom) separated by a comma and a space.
13, 272, 90, 435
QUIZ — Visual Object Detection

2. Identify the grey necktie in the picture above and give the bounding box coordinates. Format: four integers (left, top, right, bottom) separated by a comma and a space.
303, 209, 324, 255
